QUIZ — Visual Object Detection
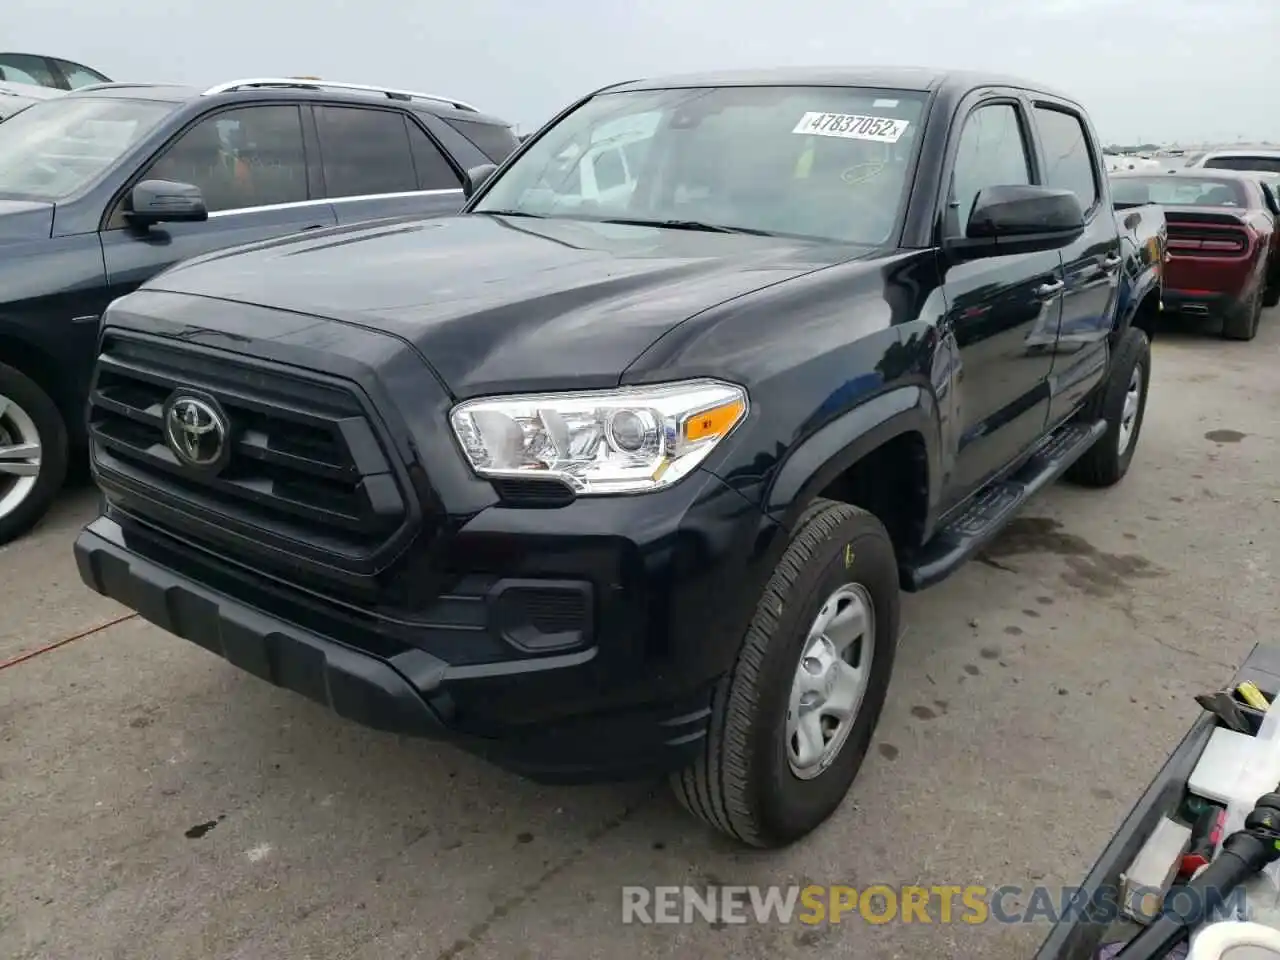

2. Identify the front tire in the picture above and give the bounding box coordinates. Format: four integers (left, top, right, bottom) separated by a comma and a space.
670, 499, 899, 848
0, 362, 68, 545
1065, 325, 1151, 488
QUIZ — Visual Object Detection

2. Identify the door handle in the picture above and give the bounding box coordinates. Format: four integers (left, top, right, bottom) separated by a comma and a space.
1034, 279, 1065, 299
1101, 254, 1122, 269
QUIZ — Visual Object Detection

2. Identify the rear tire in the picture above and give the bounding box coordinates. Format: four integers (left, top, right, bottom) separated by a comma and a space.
670, 499, 899, 848
0, 361, 68, 545
1263, 285, 1280, 309
1221, 287, 1263, 341
1065, 326, 1151, 488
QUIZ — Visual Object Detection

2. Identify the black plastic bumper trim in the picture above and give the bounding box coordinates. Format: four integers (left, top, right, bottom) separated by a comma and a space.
75, 525, 446, 738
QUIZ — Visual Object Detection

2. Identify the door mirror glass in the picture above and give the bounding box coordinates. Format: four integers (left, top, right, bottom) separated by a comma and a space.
126, 179, 208, 226
462, 162, 498, 200
949, 184, 1085, 259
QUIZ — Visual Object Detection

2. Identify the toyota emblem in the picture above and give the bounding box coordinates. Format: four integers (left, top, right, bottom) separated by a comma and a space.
164, 394, 229, 471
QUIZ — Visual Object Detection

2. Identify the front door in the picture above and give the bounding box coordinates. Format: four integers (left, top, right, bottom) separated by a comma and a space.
939, 98, 1063, 510
100, 104, 335, 303
1029, 102, 1119, 425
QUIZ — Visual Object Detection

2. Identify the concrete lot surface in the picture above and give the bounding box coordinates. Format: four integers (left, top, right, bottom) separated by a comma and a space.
2, 313, 1277, 960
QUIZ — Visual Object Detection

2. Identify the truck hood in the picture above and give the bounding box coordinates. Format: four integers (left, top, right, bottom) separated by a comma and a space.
0, 198, 54, 243
147, 213, 866, 397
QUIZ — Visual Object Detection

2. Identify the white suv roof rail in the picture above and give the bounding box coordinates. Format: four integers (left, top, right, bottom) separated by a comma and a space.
201, 78, 479, 113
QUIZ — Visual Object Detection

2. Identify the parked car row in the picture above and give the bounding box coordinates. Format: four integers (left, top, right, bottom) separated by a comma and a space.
1110, 158, 1280, 340
0, 75, 521, 543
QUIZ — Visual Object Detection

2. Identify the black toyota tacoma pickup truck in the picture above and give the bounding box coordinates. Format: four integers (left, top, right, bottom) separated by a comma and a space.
0, 77, 517, 543
74, 67, 1166, 848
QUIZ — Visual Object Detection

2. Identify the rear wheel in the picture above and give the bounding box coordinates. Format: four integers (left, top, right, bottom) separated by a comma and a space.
1065, 326, 1151, 488
0, 362, 68, 544
1221, 287, 1263, 341
670, 499, 899, 848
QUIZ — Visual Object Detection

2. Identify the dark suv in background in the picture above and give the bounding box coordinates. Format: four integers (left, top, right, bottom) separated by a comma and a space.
0, 77, 518, 543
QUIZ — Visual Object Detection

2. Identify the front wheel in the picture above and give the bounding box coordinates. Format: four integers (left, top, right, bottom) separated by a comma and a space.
0, 362, 68, 544
670, 499, 899, 848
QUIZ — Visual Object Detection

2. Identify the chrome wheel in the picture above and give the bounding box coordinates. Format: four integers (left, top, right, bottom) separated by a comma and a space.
0, 393, 42, 521
786, 583, 875, 780
1117, 365, 1142, 456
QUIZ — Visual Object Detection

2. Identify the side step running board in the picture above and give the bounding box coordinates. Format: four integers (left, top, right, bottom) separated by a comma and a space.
899, 419, 1107, 592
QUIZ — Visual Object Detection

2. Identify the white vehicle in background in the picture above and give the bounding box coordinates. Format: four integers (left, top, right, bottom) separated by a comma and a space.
1184, 147, 1280, 176
528, 116, 658, 209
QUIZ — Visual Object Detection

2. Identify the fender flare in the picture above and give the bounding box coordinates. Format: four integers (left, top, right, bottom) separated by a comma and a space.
762, 385, 941, 533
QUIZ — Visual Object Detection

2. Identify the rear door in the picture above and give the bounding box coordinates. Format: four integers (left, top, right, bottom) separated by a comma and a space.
100, 103, 336, 302
311, 104, 464, 224
1027, 101, 1118, 426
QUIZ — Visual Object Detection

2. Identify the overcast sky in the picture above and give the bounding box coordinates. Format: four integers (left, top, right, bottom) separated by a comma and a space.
10, 0, 1277, 144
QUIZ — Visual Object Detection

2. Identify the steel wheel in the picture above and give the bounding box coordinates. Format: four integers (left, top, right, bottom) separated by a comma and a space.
786, 582, 875, 780
1117, 365, 1142, 457
0, 393, 42, 521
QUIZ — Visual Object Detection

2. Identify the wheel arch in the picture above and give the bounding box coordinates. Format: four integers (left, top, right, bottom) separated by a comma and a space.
0, 332, 76, 439
762, 386, 940, 555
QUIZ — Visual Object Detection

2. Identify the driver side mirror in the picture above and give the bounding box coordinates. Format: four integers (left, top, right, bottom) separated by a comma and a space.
462, 163, 499, 201
125, 179, 208, 227
945, 185, 1085, 260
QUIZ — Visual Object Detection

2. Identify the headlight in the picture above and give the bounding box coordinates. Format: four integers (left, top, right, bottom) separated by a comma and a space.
449, 379, 748, 495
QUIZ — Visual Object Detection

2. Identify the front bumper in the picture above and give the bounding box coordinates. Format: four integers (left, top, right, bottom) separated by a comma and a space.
76, 464, 780, 782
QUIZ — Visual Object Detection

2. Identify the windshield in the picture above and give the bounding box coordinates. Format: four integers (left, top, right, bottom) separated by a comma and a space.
1203, 155, 1280, 175
473, 85, 929, 244
1111, 176, 1249, 208
0, 97, 173, 200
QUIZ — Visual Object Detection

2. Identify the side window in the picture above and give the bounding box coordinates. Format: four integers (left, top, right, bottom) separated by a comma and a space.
1033, 106, 1099, 212
593, 148, 627, 192
54, 59, 110, 89
949, 103, 1032, 237
314, 106, 417, 198
0, 54, 59, 88
442, 117, 520, 163
143, 105, 307, 215
406, 121, 462, 190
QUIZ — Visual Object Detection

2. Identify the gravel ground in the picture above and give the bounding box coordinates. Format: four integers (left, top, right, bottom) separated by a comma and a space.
2, 312, 1277, 960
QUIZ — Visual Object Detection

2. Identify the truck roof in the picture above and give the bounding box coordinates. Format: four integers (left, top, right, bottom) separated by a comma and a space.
602, 65, 1076, 101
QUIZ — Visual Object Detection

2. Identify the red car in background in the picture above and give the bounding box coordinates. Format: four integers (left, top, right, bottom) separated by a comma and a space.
1111, 169, 1280, 340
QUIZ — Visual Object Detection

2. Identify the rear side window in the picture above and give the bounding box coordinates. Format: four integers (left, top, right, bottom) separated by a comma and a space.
1204, 155, 1280, 175
0, 54, 59, 88
315, 106, 417, 198
443, 117, 519, 162
54, 59, 110, 89
1033, 106, 1098, 211
406, 121, 462, 190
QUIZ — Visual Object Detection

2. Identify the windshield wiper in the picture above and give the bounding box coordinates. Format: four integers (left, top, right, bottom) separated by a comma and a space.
598, 217, 777, 236
479, 209, 545, 219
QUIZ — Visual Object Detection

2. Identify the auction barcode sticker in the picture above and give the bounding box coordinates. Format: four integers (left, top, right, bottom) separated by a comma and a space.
792, 112, 909, 143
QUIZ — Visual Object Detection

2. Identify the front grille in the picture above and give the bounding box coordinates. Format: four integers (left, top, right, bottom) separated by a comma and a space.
88, 333, 410, 577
